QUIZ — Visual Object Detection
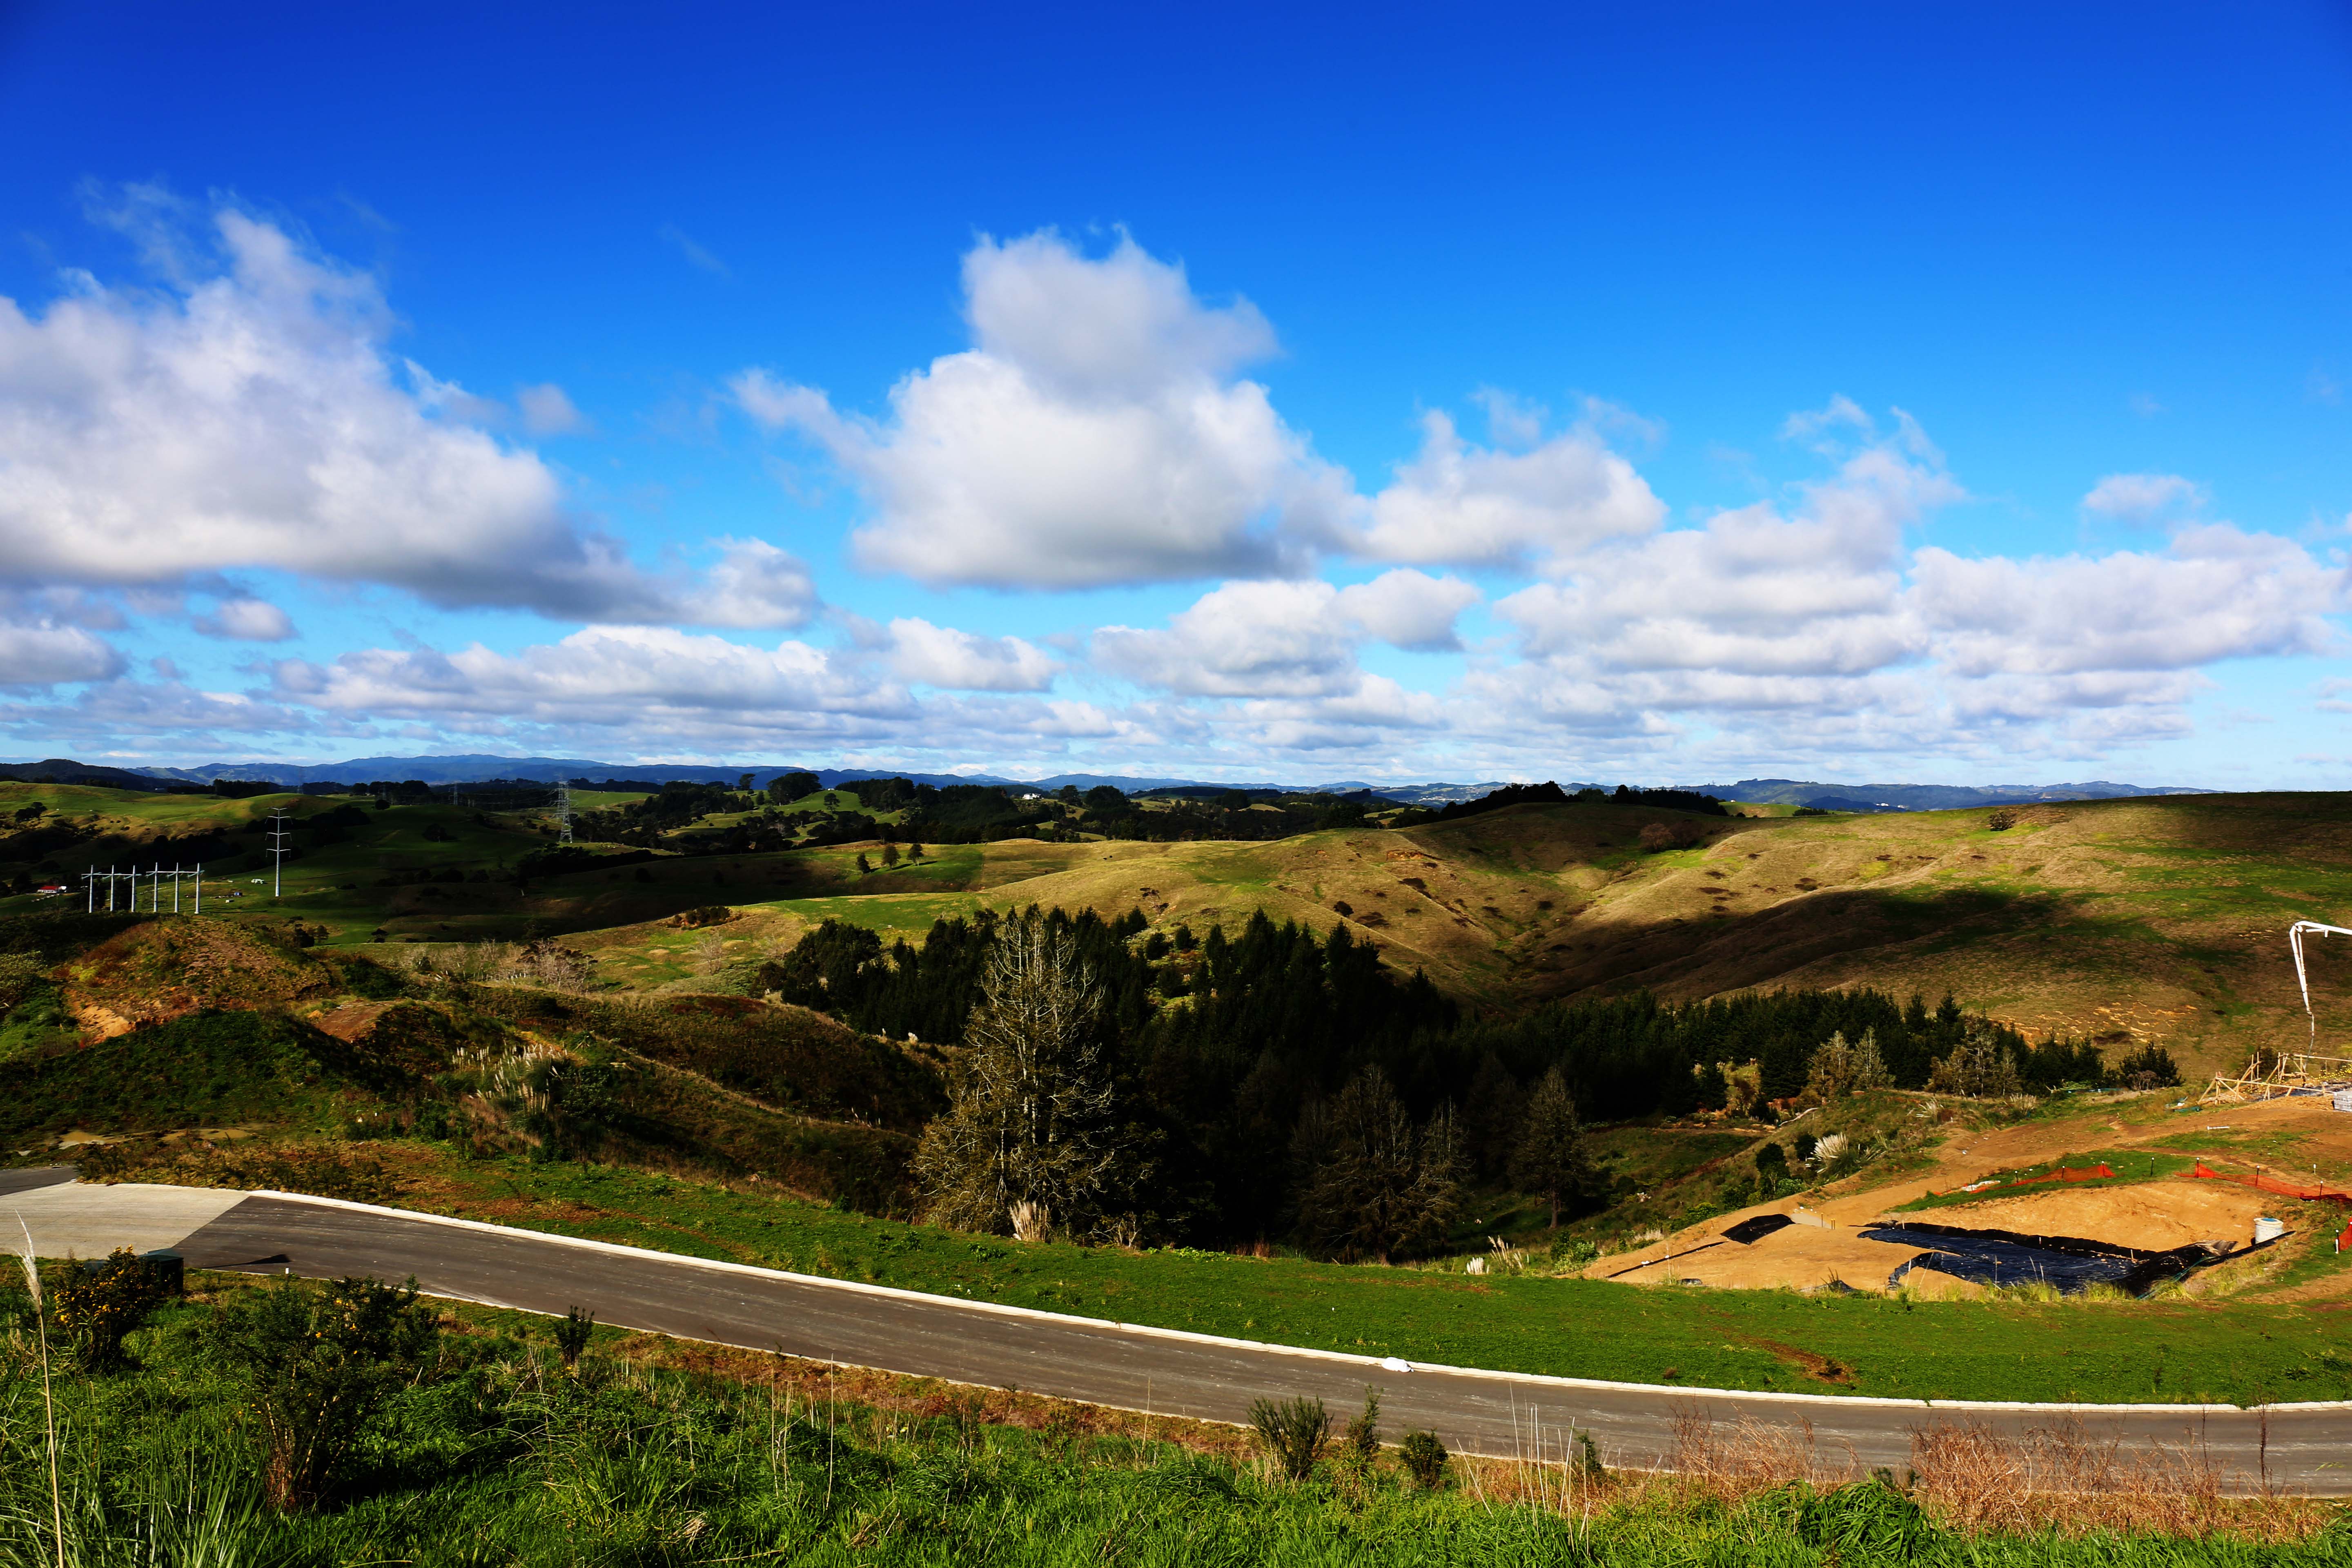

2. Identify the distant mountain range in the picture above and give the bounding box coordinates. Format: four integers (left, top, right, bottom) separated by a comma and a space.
0, 753, 2218, 811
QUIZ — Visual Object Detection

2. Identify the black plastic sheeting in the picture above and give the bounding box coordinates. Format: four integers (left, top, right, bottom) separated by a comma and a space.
1862, 1221, 2221, 1296
1720, 1213, 1796, 1246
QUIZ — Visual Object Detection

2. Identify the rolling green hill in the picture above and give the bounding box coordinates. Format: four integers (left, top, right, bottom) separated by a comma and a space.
7, 782, 2347, 1076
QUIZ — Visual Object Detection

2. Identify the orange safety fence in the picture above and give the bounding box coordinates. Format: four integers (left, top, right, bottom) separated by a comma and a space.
2189, 1160, 2352, 1205
2017, 1163, 2118, 1186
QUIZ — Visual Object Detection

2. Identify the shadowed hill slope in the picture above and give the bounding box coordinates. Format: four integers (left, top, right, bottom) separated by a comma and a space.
677, 793, 2352, 1076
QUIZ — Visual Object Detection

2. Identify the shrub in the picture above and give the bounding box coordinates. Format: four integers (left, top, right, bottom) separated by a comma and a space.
221, 1276, 438, 1511
1341, 1386, 1381, 1468
1987, 808, 2019, 831
0, 951, 43, 1011
2114, 1043, 2180, 1089
553, 1305, 595, 1371
50, 1247, 171, 1370
1248, 1395, 1329, 1482
1399, 1428, 1448, 1488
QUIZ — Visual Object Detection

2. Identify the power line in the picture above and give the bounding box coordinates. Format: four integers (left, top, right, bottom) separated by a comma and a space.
142, 862, 205, 914
557, 779, 574, 845
82, 863, 203, 914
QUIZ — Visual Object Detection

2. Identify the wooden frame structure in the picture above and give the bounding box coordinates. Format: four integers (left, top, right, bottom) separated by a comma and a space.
2201, 1050, 2352, 1105
2195, 920, 2352, 1104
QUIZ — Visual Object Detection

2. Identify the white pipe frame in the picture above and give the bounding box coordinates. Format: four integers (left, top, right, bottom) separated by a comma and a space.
2289, 920, 2352, 1047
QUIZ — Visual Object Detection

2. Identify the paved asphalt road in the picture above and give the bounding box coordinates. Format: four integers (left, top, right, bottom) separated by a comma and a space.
14, 1176, 2347, 1492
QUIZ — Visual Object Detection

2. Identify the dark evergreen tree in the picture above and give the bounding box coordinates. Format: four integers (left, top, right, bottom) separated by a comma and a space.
1460, 1053, 1523, 1181
1291, 1066, 1463, 1261
1508, 1067, 1593, 1227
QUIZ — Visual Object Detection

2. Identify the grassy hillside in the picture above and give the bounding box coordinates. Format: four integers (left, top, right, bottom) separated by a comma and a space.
557, 793, 2350, 1076
687, 794, 2352, 1076
10, 782, 2347, 1073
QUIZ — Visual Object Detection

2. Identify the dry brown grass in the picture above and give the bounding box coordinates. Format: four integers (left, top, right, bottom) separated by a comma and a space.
1643, 1410, 2332, 1541
1669, 1407, 1861, 1497
1897, 1417, 2336, 1540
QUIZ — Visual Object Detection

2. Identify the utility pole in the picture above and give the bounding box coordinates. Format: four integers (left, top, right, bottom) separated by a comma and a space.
556, 779, 574, 844
266, 810, 292, 899
84, 865, 137, 911
147, 863, 201, 913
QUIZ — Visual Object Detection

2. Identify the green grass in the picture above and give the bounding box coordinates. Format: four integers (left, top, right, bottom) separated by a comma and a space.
1894, 1150, 2199, 1214
22, 1276, 2348, 1566
387, 1149, 2352, 1408
0, 1010, 356, 1144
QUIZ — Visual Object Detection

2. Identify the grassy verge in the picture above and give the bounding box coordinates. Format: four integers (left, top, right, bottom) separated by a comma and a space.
357, 1146, 2352, 1408
13, 1272, 2344, 1566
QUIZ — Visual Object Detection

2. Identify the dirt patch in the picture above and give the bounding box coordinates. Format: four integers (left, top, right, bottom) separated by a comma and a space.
312, 1000, 394, 1042
1888, 1180, 2280, 1252
73, 1004, 132, 1040
1606, 1221, 1931, 1294
1740, 1336, 1856, 1385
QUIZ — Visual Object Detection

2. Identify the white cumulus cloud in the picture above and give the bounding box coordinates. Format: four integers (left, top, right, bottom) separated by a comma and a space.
885, 618, 1059, 691
732, 230, 1347, 590
1095, 570, 1475, 699
192, 596, 296, 641
0, 609, 124, 686
2080, 472, 2204, 525
275, 625, 907, 731
1353, 407, 1664, 572
0, 194, 806, 628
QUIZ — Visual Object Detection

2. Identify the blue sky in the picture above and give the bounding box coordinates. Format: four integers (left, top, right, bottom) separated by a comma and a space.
0, 2, 2348, 785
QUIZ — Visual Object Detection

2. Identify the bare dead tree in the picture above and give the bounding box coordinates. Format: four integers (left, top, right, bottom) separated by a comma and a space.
914, 911, 1128, 1241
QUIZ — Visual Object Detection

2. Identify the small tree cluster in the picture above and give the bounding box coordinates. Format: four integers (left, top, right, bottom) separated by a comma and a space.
2114, 1043, 2181, 1090
1927, 1024, 2022, 1099
1803, 1029, 1893, 1103
1637, 819, 1709, 853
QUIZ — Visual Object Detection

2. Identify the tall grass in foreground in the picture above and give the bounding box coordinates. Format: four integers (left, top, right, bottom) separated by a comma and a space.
0, 1283, 2341, 1567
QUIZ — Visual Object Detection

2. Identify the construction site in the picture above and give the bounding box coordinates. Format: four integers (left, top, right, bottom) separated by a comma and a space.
1591, 920, 2352, 1301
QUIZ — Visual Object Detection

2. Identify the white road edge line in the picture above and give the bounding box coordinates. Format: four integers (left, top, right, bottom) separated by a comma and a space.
246, 1189, 2342, 1418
